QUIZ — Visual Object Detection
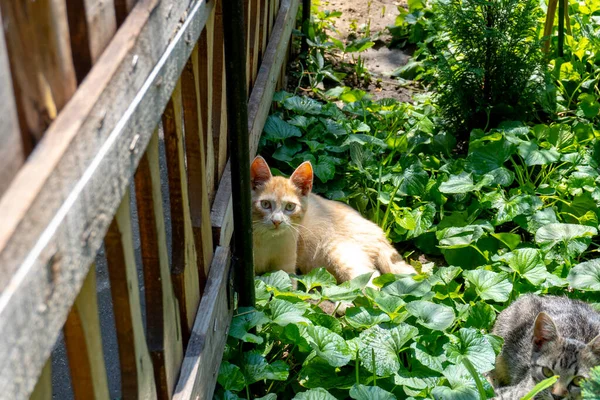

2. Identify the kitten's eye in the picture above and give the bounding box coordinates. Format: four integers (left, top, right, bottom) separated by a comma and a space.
541, 367, 554, 378
285, 203, 296, 212
260, 200, 271, 209
571, 376, 584, 387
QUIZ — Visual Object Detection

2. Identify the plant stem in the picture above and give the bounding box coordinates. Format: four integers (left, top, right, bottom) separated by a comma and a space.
462, 358, 487, 400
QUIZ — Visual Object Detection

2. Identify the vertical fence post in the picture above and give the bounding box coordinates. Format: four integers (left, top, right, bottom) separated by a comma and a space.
557, 0, 565, 57
301, 0, 311, 54
222, 0, 255, 307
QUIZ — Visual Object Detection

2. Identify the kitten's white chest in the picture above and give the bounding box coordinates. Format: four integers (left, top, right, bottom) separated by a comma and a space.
253, 229, 297, 274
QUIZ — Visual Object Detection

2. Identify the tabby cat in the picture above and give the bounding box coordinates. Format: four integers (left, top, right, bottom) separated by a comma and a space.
490, 294, 600, 399
250, 156, 415, 282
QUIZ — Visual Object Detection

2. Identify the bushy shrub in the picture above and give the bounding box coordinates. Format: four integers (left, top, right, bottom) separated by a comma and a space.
433, 0, 546, 143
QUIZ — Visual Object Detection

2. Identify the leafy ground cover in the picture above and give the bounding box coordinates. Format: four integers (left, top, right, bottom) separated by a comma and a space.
216, 0, 600, 398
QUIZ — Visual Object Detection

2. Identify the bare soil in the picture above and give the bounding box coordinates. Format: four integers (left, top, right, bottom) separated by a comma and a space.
321, 0, 414, 102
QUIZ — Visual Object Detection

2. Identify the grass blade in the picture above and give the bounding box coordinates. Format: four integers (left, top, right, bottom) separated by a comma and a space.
520, 376, 558, 400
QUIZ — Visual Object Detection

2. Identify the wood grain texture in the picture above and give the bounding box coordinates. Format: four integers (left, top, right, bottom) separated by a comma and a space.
67, 0, 118, 83
135, 131, 184, 400
0, 0, 77, 142
182, 46, 214, 280
172, 246, 233, 400
105, 190, 157, 400
197, 9, 215, 203
0, 1, 213, 397
163, 81, 201, 348
258, 0, 269, 61
29, 359, 51, 400
249, 0, 261, 86
212, 0, 228, 188
114, 0, 138, 26
248, 0, 299, 158
210, 162, 233, 249
63, 264, 110, 400
0, 7, 24, 198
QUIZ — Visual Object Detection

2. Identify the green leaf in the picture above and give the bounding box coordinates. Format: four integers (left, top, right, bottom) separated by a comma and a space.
406, 301, 455, 331
567, 259, 600, 291
229, 308, 270, 343
296, 268, 337, 292
293, 388, 337, 400
359, 324, 418, 376
217, 362, 245, 392
283, 323, 311, 352
345, 306, 391, 329
394, 164, 430, 196
465, 302, 496, 331
439, 172, 477, 194
259, 270, 293, 291
263, 115, 302, 140
406, 203, 436, 239
520, 375, 559, 400
306, 325, 352, 367
298, 358, 355, 389
437, 226, 484, 249
314, 156, 336, 183
463, 270, 513, 302
518, 142, 560, 166
322, 272, 372, 302
365, 287, 406, 314
270, 298, 310, 326
283, 96, 323, 115
535, 223, 598, 259
445, 328, 496, 373
491, 232, 521, 250
241, 351, 289, 384
349, 384, 397, 400
382, 276, 432, 298
500, 248, 548, 285
342, 134, 387, 148
432, 385, 479, 400
412, 342, 445, 373
273, 142, 302, 162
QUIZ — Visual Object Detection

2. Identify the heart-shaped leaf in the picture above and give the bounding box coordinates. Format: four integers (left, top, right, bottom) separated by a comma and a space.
293, 388, 338, 400
263, 115, 302, 140
382, 276, 432, 298
306, 325, 352, 367
217, 362, 245, 392
445, 328, 496, 373
359, 324, 418, 376
269, 298, 310, 326
567, 259, 600, 291
500, 248, 549, 285
345, 306, 391, 329
463, 270, 513, 302
296, 268, 337, 292
241, 351, 289, 384
349, 384, 397, 400
406, 301, 455, 331
229, 308, 270, 343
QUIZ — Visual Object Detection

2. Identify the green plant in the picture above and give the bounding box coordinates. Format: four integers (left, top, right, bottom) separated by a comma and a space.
433, 0, 546, 143
582, 366, 600, 399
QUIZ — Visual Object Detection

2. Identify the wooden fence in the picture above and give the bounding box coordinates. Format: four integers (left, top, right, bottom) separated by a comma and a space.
0, 0, 299, 398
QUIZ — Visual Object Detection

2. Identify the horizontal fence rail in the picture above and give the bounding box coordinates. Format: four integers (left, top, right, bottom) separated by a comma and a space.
0, 0, 299, 398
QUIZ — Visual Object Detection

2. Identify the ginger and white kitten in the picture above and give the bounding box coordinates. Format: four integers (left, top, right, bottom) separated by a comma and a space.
250, 156, 415, 282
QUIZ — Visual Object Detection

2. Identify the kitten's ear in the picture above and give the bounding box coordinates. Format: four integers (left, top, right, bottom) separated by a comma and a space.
587, 334, 600, 357
290, 161, 313, 196
533, 312, 559, 349
250, 156, 272, 190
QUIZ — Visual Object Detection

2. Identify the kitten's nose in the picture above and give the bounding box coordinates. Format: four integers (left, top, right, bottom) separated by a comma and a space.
271, 220, 281, 228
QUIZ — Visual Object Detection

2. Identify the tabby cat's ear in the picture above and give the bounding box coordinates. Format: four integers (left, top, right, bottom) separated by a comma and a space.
290, 161, 313, 196
587, 334, 600, 356
533, 312, 559, 349
251, 156, 272, 189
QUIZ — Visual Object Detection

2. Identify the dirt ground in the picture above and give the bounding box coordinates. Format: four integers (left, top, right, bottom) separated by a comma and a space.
321, 0, 414, 102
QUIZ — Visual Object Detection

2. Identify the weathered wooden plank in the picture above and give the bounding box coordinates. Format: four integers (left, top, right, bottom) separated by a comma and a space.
212, 0, 228, 187
105, 190, 157, 400
197, 9, 216, 203
114, 0, 138, 26
0, 6, 24, 197
29, 359, 52, 400
182, 46, 214, 280
63, 264, 110, 400
248, 0, 300, 157
67, 0, 118, 83
210, 162, 233, 249
0, 0, 213, 397
135, 131, 184, 400
258, 0, 269, 61
249, 0, 261, 86
163, 80, 201, 348
172, 246, 233, 400
0, 0, 77, 143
